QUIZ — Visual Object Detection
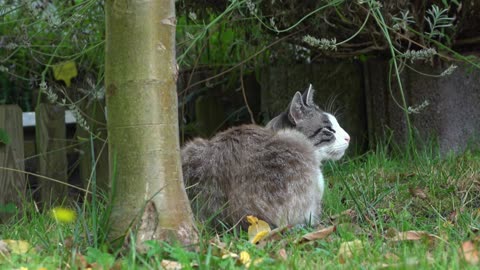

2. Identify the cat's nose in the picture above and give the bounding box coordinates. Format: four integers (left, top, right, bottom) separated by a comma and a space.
345, 135, 350, 143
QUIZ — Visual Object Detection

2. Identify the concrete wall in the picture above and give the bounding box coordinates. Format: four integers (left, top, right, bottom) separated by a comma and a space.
366, 60, 480, 154
261, 59, 480, 155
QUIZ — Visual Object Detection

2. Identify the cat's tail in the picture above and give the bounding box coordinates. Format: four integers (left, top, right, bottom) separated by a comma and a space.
181, 138, 209, 187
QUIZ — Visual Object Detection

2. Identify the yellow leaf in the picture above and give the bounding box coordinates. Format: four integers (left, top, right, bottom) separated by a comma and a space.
246, 215, 258, 225
50, 207, 76, 223
3, 240, 31, 254
251, 231, 270, 244
20, 267, 28, 270
239, 251, 251, 266
52, 61, 77, 87
338, 240, 364, 264
246, 216, 271, 244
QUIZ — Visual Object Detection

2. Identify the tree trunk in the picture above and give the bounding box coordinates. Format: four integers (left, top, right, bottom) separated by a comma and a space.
105, 0, 198, 249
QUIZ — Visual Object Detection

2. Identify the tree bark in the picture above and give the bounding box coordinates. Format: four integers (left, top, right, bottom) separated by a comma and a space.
105, 0, 198, 249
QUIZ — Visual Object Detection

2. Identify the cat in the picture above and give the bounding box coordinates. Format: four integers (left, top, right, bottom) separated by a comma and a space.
181, 85, 350, 229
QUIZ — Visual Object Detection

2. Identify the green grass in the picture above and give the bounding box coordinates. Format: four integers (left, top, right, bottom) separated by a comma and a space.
1, 146, 480, 269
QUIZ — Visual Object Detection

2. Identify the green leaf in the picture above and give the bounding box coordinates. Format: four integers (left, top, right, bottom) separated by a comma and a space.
0, 128, 10, 145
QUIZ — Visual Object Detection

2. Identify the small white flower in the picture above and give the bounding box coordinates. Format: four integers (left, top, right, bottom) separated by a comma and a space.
303, 35, 337, 51
440, 64, 457, 76
408, 100, 430, 114
402, 48, 437, 62
188, 11, 197, 21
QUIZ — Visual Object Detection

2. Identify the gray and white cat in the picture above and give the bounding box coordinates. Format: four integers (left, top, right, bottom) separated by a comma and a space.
181, 85, 350, 228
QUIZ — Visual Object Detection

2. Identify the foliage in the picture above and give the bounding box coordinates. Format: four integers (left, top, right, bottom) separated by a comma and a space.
0, 0, 104, 110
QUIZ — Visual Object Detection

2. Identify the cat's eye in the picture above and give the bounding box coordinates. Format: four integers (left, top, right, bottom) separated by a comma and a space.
326, 127, 336, 133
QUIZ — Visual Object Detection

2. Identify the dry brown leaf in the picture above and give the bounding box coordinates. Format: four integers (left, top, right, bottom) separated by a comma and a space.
387, 230, 437, 242
409, 187, 428, 199
459, 241, 479, 265
64, 235, 74, 250
257, 225, 292, 247
161, 259, 182, 270
298, 225, 336, 244
338, 239, 364, 264
277, 248, 288, 261
74, 253, 89, 269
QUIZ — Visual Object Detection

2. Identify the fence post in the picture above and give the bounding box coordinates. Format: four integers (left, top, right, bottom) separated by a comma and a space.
0, 105, 25, 222
35, 103, 68, 205
77, 100, 109, 195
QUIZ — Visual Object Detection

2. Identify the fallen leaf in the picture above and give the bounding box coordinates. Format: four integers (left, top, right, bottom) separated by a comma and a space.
75, 253, 88, 268
63, 236, 74, 250
387, 230, 437, 242
298, 225, 336, 244
239, 251, 251, 266
161, 259, 182, 270
384, 252, 400, 262
277, 248, 288, 261
246, 216, 271, 244
111, 260, 124, 270
0, 240, 10, 256
256, 225, 292, 247
221, 251, 239, 260
338, 239, 364, 264
448, 207, 466, 224
459, 241, 479, 265
2, 240, 31, 254
409, 187, 427, 199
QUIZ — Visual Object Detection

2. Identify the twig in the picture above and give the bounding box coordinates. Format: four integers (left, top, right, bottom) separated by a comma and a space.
0, 166, 91, 194
240, 65, 256, 124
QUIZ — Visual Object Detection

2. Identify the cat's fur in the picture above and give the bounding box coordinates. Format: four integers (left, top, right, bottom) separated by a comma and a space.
181, 85, 350, 228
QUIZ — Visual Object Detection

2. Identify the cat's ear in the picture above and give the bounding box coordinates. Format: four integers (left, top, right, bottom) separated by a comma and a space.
302, 84, 315, 107
288, 92, 306, 125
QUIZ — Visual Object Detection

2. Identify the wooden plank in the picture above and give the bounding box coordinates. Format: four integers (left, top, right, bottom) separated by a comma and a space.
77, 100, 109, 194
35, 103, 68, 205
0, 105, 26, 222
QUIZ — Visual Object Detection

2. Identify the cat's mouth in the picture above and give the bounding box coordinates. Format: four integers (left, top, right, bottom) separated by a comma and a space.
328, 144, 349, 160
330, 150, 346, 160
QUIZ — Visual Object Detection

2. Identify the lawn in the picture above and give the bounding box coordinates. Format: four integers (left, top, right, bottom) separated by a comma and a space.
1, 146, 479, 269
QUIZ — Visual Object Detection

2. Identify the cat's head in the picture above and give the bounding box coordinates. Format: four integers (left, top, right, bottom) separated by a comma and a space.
266, 84, 350, 161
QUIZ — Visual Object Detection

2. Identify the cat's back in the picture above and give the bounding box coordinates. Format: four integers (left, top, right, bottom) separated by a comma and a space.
209, 125, 316, 162
181, 124, 317, 180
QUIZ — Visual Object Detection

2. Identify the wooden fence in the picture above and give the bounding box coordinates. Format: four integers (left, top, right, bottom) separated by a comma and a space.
0, 103, 108, 222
